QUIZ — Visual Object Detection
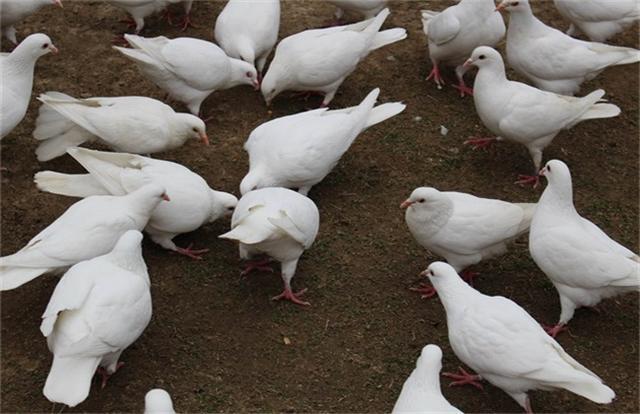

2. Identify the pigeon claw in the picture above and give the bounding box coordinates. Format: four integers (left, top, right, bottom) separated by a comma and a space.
515, 174, 540, 188
409, 282, 438, 299
240, 258, 274, 277
463, 137, 496, 150
443, 367, 484, 390
543, 323, 567, 338
452, 82, 474, 97
175, 243, 209, 260
460, 270, 480, 286
180, 14, 196, 31
96, 362, 125, 389
426, 65, 445, 89
272, 287, 310, 306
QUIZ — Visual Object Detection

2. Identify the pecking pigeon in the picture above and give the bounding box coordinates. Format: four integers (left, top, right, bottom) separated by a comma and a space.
34, 147, 237, 260
554, 0, 640, 42
144, 389, 176, 414
0, 0, 63, 44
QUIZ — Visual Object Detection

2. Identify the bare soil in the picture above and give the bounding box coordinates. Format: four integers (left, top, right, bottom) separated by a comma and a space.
1, 1, 638, 412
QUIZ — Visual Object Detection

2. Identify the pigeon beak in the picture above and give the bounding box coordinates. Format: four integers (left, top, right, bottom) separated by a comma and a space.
400, 199, 414, 209
199, 132, 210, 145
54, 0, 63, 8
49, 44, 59, 54
495, 3, 506, 11
162, 193, 171, 201
418, 269, 430, 278
252, 80, 260, 90
538, 167, 546, 176
463, 58, 473, 68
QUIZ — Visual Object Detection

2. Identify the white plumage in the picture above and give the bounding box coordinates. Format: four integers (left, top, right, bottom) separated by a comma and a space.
41, 230, 152, 407
34, 147, 237, 259
260, 8, 406, 106
326, 0, 387, 20
105, 0, 175, 34
392, 344, 463, 414
1, 33, 57, 140
554, 0, 639, 42
499, 0, 640, 95
529, 159, 640, 336
0, 183, 167, 291
466, 46, 620, 186
420, 0, 505, 95
214, 0, 280, 75
144, 389, 176, 414
114, 34, 259, 115
240, 88, 405, 195
32, 92, 208, 161
426, 261, 616, 413
219, 187, 319, 306
0, 0, 62, 44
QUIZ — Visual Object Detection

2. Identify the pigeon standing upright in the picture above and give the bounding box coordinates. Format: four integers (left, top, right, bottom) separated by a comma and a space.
144, 389, 176, 414
0, 184, 168, 291
35, 147, 237, 259
392, 344, 463, 414
420, 0, 505, 96
114, 34, 259, 115
260, 8, 406, 106
464, 46, 620, 187
1, 34, 58, 140
424, 261, 615, 413
105, 0, 175, 35
214, 0, 280, 78
326, 0, 387, 21
554, 0, 640, 42
240, 88, 405, 195
41, 231, 152, 407
529, 160, 640, 337
219, 187, 319, 306
497, 0, 640, 95
0, 0, 63, 44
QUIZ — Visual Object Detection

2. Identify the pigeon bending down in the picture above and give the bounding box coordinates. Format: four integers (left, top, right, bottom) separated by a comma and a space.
32, 92, 208, 161
105, 0, 175, 34
424, 261, 616, 413
1, 34, 58, 140
529, 160, 640, 337
392, 344, 463, 414
0, 0, 63, 44
0, 184, 168, 291
41, 231, 152, 407
498, 0, 640, 95
401, 187, 535, 297
465, 46, 620, 187
114, 34, 259, 115
554, 0, 640, 42
261, 8, 406, 106
34, 147, 237, 259
420, 0, 505, 96
219, 187, 319, 306
214, 0, 280, 77
145, 389, 176, 414
240, 88, 405, 195
327, 0, 387, 20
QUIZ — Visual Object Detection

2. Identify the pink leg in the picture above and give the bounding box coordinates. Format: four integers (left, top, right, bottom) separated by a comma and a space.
426, 65, 445, 88
461, 270, 480, 286
175, 243, 209, 260
452, 79, 474, 97
272, 287, 310, 306
112, 34, 129, 46
543, 323, 567, 338
464, 137, 497, 150
515, 174, 540, 188
161, 8, 175, 26
96, 362, 124, 389
119, 16, 137, 29
524, 396, 533, 414
443, 366, 484, 390
409, 282, 437, 299
179, 13, 196, 31
240, 258, 274, 277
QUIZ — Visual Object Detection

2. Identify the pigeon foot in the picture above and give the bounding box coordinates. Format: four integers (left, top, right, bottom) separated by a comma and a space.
464, 137, 496, 150
452, 81, 474, 97
426, 65, 445, 89
515, 174, 540, 188
175, 243, 209, 260
543, 323, 567, 338
410, 282, 437, 299
443, 367, 483, 390
97, 362, 124, 389
240, 258, 274, 277
460, 270, 480, 286
272, 287, 310, 306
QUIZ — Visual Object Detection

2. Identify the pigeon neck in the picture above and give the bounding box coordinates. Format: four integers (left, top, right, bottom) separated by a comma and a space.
127, 192, 163, 222
466, 0, 497, 13
6, 46, 39, 73
228, 59, 252, 87
538, 180, 578, 219
412, 361, 442, 392
406, 197, 453, 237
432, 275, 476, 319
109, 247, 150, 285
507, 7, 540, 34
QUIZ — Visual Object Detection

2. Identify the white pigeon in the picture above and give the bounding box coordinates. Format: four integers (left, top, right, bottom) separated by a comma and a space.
498, 0, 640, 95
260, 8, 406, 106
145, 389, 176, 414
41, 230, 152, 407
0, 34, 58, 140
34, 147, 238, 259
0, 183, 168, 291
529, 159, 640, 337
105, 0, 175, 34
114, 34, 259, 115
0, 0, 63, 44
326, 0, 387, 20
240, 88, 405, 195
420, 0, 505, 96
465, 46, 620, 187
554, 0, 640, 42
401, 187, 535, 297
424, 261, 616, 413
392, 344, 463, 414
214, 0, 280, 76
32, 92, 208, 161
219, 187, 319, 306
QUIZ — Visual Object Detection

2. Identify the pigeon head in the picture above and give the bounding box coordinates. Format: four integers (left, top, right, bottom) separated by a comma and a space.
415, 344, 444, 381
144, 389, 175, 414
15, 33, 58, 59
209, 190, 238, 222
421, 262, 464, 294
260, 65, 287, 106
176, 114, 209, 145
400, 187, 443, 210
231, 58, 260, 90
464, 46, 503, 70
539, 159, 573, 197
495, 0, 530, 13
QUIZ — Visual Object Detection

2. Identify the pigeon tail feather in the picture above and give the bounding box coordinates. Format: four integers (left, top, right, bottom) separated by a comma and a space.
370, 28, 407, 51
0, 266, 48, 291
34, 171, 109, 198
43, 355, 101, 407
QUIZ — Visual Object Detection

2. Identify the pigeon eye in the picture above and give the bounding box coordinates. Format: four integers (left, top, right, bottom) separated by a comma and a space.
513, 1, 519, 5
192, 127, 197, 132
547, 165, 551, 172
227, 206, 234, 211
246, 71, 252, 78
479, 55, 486, 60
42, 43, 49, 49
418, 198, 425, 203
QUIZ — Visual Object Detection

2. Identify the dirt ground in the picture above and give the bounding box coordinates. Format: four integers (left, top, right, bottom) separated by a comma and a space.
1, 0, 638, 412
